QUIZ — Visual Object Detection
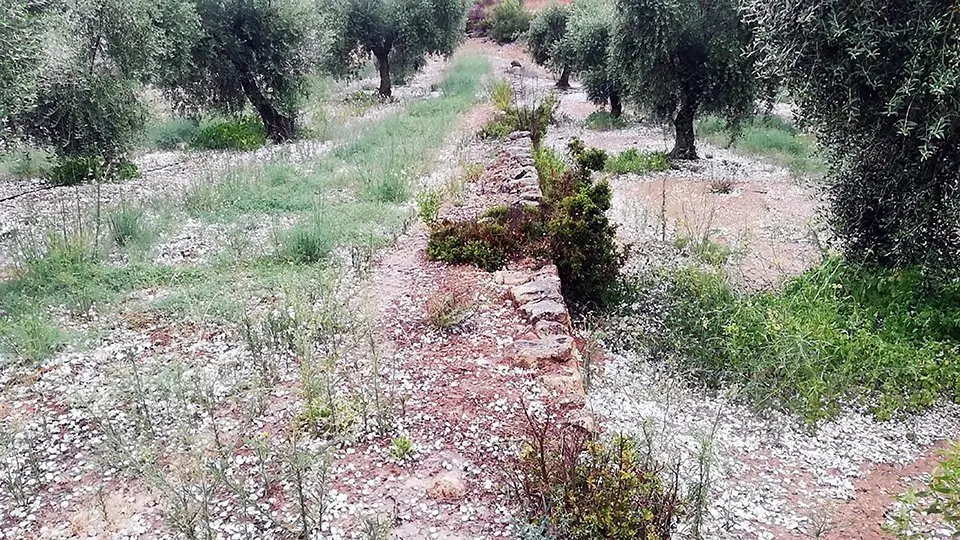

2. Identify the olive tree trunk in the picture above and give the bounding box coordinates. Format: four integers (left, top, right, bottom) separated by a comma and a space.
556, 67, 571, 89
670, 91, 698, 160
610, 89, 623, 118
240, 75, 295, 142
375, 49, 392, 99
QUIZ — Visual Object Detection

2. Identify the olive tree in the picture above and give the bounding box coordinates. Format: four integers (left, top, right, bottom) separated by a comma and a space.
747, 0, 960, 268
325, 0, 467, 98
560, 0, 625, 117
526, 2, 571, 88
0, 1, 43, 142
9, 0, 191, 166
612, 0, 760, 159
158, 0, 320, 142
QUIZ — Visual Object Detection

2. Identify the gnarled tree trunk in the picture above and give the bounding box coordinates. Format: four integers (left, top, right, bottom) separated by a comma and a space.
240, 75, 295, 142
609, 89, 623, 118
375, 49, 392, 99
671, 91, 698, 160
556, 67, 571, 89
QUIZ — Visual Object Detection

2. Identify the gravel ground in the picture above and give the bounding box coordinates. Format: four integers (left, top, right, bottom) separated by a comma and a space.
590, 352, 960, 539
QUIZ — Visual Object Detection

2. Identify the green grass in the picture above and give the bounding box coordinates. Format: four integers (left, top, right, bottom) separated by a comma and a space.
144, 118, 202, 151
605, 148, 671, 175
107, 203, 156, 251
186, 54, 490, 263
0, 233, 204, 362
626, 257, 960, 420
0, 56, 492, 363
696, 115, 825, 175
0, 147, 54, 179
584, 110, 625, 131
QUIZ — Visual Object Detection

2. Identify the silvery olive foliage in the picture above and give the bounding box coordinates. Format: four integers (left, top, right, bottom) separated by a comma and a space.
525, 2, 571, 88
557, 0, 626, 117
3, 0, 194, 162
747, 0, 960, 268
611, 0, 761, 159
323, 0, 467, 98
157, 0, 323, 142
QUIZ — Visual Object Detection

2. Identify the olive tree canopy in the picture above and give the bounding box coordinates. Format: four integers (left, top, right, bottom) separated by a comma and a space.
526, 2, 571, 88
746, 0, 960, 268
324, 0, 467, 98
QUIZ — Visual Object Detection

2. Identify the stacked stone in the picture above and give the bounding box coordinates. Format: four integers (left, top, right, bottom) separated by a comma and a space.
478, 131, 543, 208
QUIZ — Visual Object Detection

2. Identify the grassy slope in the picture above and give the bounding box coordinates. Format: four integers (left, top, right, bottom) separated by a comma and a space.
0, 55, 492, 363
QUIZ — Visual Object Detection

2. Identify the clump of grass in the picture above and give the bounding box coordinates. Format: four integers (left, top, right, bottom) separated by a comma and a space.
674, 235, 731, 267
622, 257, 960, 420
479, 93, 558, 146
389, 435, 416, 461
696, 115, 825, 175
491, 79, 513, 112
0, 312, 64, 364
0, 147, 54, 179
107, 204, 154, 249
584, 110, 625, 131
605, 148, 671, 175
277, 221, 336, 264
425, 289, 474, 331
709, 178, 736, 194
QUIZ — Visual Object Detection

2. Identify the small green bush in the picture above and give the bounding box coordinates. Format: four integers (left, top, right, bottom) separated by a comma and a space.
626, 258, 960, 420
549, 180, 626, 308
0, 312, 64, 364
46, 156, 140, 186
513, 422, 683, 540
191, 117, 267, 151
417, 189, 443, 224
426, 206, 544, 271
605, 148, 671, 174
567, 138, 607, 172
489, 0, 531, 44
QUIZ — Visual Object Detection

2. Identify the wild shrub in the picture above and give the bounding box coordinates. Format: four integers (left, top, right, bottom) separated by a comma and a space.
888, 441, 960, 537
625, 257, 960, 420
145, 118, 201, 150
46, 156, 140, 186
605, 148, 670, 175
533, 145, 570, 201
191, 117, 267, 151
426, 205, 544, 271
549, 179, 626, 308
512, 416, 683, 540
0, 148, 54, 179
480, 93, 558, 145
416, 189, 443, 224
489, 0, 531, 44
